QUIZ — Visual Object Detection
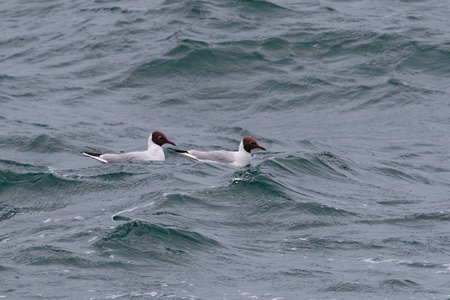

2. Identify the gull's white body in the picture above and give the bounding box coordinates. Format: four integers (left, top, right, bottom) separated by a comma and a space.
82, 131, 174, 164
83, 142, 165, 163
176, 140, 260, 167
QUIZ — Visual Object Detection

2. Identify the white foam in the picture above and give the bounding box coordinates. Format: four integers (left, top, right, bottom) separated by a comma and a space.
142, 201, 155, 207
145, 292, 158, 297
105, 294, 127, 299
112, 206, 140, 220
362, 258, 396, 264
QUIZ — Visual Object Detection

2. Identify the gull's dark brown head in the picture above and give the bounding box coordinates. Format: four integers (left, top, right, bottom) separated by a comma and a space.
151, 131, 176, 146
243, 136, 266, 153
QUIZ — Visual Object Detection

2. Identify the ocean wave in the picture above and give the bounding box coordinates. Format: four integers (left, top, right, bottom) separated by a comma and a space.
122, 45, 270, 84
114, 33, 313, 89
380, 279, 420, 289
163, 0, 213, 19
0, 206, 21, 222
397, 44, 450, 77
0, 168, 79, 191
360, 211, 450, 226
281, 236, 382, 251
88, 170, 151, 181
158, 192, 226, 210
164, 0, 290, 20
12, 245, 128, 270
0, 134, 73, 153
227, 162, 358, 218
397, 261, 443, 269
94, 220, 221, 263
322, 282, 374, 293
374, 166, 431, 184
261, 152, 353, 182
0, 159, 45, 170
13, 245, 94, 266
0, 160, 87, 218
234, 0, 290, 13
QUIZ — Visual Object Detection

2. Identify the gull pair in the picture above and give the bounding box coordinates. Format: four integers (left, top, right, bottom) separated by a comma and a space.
82, 131, 266, 167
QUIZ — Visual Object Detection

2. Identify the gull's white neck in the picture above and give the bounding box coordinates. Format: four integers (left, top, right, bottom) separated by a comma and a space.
233, 140, 251, 167
238, 140, 246, 153
146, 135, 165, 160
147, 138, 160, 150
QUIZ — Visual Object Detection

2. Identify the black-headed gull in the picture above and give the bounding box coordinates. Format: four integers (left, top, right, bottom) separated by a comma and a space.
170, 136, 266, 167
82, 131, 175, 164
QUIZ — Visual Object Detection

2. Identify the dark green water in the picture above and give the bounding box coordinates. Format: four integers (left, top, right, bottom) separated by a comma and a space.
1, 0, 450, 299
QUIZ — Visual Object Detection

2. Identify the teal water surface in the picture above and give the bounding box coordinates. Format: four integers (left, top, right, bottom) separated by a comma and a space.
1, 0, 450, 299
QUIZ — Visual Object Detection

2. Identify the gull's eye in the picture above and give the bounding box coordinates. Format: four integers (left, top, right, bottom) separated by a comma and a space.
158, 136, 163, 140
250, 141, 255, 144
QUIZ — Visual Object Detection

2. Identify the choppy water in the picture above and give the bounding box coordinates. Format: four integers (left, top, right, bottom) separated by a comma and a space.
1, 0, 450, 299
